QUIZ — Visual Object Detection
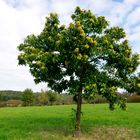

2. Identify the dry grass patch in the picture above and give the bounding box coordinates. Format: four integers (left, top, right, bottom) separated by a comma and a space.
87, 127, 138, 140
40, 127, 138, 140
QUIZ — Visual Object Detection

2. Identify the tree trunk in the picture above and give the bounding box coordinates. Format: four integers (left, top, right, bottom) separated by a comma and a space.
74, 87, 82, 137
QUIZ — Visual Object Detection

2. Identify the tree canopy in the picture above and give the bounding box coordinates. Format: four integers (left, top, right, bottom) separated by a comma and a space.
18, 6, 140, 133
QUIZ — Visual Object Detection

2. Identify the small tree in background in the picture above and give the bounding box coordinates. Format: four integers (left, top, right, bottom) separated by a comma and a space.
36, 90, 49, 105
18, 7, 140, 136
47, 91, 57, 105
22, 89, 34, 106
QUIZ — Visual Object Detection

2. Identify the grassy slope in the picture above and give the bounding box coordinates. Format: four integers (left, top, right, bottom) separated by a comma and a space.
0, 103, 140, 140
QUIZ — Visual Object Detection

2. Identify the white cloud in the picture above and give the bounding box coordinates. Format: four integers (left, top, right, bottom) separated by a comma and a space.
127, 25, 140, 43
128, 31, 140, 54
124, 0, 139, 6
77, 0, 113, 14
132, 25, 140, 33
0, 0, 47, 91
126, 6, 140, 26
0, 0, 140, 91
50, 0, 78, 25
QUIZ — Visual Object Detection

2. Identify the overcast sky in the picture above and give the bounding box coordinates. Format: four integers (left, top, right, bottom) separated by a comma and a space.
0, 0, 140, 92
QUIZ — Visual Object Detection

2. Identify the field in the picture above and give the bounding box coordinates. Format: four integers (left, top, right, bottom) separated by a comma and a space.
0, 103, 140, 140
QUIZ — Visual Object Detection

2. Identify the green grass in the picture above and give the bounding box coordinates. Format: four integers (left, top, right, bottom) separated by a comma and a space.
0, 103, 140, 140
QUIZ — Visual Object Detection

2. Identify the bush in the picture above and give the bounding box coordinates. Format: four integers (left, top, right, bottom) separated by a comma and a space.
56, 94, 74, 105
0, 90, 23, 101
36, 92, 49, 105
86, 95, 107, 104
22, 89, 34, 106
47, 91, 58, 105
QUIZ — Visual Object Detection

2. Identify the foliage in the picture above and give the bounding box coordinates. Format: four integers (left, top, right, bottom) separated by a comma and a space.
22, 89, 34, 106
17, 7, 140, 133
87, 95, 107, 104
0, 90, 75, 107
47, 91, 58, 105
0, 90, 23, 101
125, 74, 140, 95
1, 89, 140, 108
17, 7, 140, 111
58, 94, 74, 105
36, 91, 49, 105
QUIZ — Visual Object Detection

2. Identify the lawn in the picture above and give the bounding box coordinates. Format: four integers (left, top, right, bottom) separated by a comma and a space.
0, 103, 140, 140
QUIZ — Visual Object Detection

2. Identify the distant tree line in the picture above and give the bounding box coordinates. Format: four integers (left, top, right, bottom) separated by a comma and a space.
0, 89, 74, 107
0, 90, 23, 101
0, 89, 140, 107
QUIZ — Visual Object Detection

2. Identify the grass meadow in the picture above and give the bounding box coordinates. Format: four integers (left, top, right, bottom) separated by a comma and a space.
0, 103, 140, 140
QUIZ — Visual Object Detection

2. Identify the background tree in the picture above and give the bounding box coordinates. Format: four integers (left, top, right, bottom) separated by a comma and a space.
36, 92, 48, 105
18, 7, 140, 136
47, 91, 57, 105
22, 89, 34, 106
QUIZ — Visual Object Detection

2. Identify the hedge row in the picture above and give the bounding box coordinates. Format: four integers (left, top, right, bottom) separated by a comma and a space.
0, 90, 140, 107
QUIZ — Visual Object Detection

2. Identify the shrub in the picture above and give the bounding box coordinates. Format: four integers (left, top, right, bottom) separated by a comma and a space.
22, 89, 34, 106
47, 91, 57, 105
36, 92, 49, 105
85, 95, 107, 104
56, 94, 74, 105
0, 90, 23, 101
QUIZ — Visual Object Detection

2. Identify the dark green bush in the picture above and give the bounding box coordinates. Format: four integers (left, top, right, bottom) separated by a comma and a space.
47, 91, 58, 105
22, 89, 34, 106
0, 90, 23, 101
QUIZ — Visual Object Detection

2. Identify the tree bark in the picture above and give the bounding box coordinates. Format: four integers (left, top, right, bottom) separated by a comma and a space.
74, 86, 82, 137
